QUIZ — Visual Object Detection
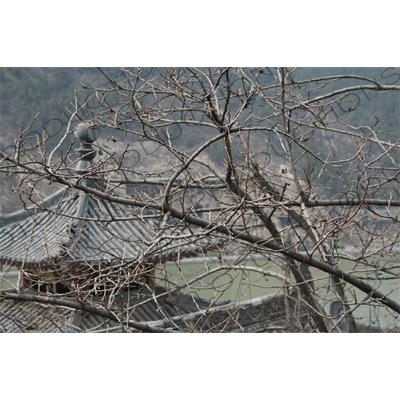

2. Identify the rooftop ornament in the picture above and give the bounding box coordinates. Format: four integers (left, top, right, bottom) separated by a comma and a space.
73, 122, 99, 171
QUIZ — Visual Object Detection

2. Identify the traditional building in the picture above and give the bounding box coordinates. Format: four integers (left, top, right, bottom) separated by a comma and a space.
0, 124, 221, 297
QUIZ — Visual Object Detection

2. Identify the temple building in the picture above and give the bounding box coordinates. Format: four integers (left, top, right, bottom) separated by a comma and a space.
0, 124, 220, 297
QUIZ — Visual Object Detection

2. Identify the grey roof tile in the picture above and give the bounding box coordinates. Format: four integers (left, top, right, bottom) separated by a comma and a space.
0, 187, 222, 270
0, 296, 74, 333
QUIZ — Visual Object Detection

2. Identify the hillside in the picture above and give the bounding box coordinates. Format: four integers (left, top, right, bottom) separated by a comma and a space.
1, 67, 399, 213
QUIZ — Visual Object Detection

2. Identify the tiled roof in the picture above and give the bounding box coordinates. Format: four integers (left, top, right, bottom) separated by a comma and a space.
0, 287, 302, 333
0, 123, 223, 270
0, 184, 221, 269
0, 295, 74, 333
0, 189, 77, 268
0, 287, 223, 333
